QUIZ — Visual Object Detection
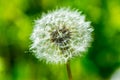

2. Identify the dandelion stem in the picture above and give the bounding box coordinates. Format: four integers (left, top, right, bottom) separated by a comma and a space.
66, 61, 72, 80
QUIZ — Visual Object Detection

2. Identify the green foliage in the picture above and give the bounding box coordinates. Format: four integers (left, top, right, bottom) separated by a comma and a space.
0, 0, 120, 80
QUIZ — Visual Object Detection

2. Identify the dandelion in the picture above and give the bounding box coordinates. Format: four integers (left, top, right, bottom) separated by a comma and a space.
30, 8, 93, 80
30, 8, 93, 64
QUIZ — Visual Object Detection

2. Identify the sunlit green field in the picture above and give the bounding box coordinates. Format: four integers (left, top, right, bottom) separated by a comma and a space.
0, 0, 120, 80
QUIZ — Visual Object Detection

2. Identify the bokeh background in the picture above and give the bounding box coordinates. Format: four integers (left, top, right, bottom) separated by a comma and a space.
0, 0, 120, 80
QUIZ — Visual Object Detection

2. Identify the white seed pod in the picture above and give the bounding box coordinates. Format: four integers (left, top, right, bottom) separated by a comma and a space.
30, 8, 93, 64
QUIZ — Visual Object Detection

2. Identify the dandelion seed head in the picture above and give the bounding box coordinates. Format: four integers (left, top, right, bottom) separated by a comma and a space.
30, 8, 93, 64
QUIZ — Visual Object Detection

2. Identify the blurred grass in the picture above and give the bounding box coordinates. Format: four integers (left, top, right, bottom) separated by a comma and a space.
0, 0, 120, 80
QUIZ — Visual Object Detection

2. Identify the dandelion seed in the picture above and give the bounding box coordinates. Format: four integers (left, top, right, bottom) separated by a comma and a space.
30, 8, 93, 64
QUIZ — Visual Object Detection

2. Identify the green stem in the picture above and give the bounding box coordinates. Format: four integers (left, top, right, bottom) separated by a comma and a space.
66, 61, 72, 80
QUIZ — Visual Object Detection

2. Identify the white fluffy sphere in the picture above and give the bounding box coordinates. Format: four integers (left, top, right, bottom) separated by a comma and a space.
30, 8, 93, 64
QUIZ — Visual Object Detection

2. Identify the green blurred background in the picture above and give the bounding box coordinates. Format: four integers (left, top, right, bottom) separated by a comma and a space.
0, 0, 120, 80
